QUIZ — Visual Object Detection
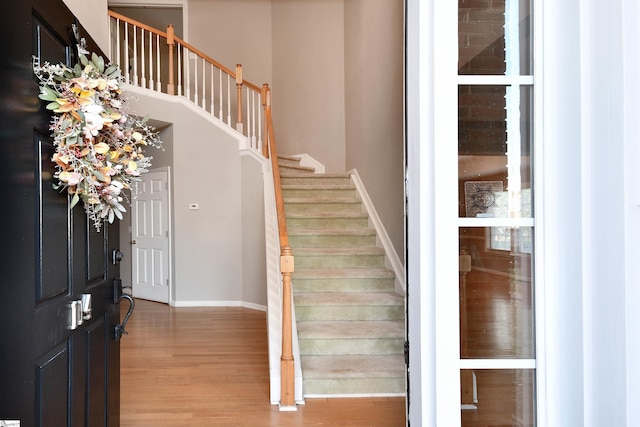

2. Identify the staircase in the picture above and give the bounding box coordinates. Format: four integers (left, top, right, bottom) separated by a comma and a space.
279, 155, 406, 396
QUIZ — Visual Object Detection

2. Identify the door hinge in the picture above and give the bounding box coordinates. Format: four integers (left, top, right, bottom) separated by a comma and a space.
404, 340, 409, 365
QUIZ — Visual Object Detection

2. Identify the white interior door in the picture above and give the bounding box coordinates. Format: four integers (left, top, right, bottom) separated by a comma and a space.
131, 168, 170, 303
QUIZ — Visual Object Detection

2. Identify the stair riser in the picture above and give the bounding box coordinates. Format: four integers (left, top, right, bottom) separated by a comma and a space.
295, 254, 385, 269
302, 378, 406, 396
294, 305, 404, 321
283, 188, 356, 199
279, 165, 315, 174
285, 202, 363, 215
287, 217, 370, 230
278, 158, 303, 167
289, 235, 377, 248
299, 338, 405, 356
281, 175, 351, 185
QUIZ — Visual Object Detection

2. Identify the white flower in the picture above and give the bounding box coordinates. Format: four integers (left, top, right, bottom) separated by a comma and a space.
83, 104, 107, 138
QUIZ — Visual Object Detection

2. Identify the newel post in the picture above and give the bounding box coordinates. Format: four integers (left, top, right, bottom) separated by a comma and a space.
280, 245, 295, 409
261, 84, 270, 158
166, 25, 176, 95
235, 64, 244, 133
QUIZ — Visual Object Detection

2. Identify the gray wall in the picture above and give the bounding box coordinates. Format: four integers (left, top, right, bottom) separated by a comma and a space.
122, 89, 267, 306
344, 0, 405, 262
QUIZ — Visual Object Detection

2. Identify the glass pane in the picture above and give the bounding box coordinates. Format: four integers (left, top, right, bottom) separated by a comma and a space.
459, 0, 533, 75
459, 85, 533, 218
460, 369, 535, 426
459, 227, 534, 358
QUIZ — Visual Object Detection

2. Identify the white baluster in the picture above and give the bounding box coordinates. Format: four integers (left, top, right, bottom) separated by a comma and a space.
156, 34, 161, 91
140, 29, 146, 88
210, 63, 214, 115
124, 23, 130, 84
177, 44, 183, 96
251, 90, 257, 149
257, 90, 263, 153
218, 68, 223, 121
201, 58, 206, 109
185, 48, 190, 101
133, 27, 138, 86
148, 31, 154, 90
115, 19, 121, 73
193, 54, 198, 106
227, 74, 231, 126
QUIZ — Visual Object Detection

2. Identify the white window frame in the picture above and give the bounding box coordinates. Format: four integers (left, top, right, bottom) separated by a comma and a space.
406, 0, 544, 425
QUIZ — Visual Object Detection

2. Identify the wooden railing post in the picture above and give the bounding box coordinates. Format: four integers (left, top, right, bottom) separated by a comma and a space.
280, 245, 295, 408
236, 64, 244, 133
167, 24, 175, 95
261, 84, 270, 158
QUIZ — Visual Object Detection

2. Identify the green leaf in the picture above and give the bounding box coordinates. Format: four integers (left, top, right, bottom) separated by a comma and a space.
66, 135, 78, 146
80, 54, 89, 66
105, 65, 119, 76
70, 193, 80, 209
74, 63, 82, 77
46, 102, 60, 110
38, 86, 59, 101
92, 53, 105, 73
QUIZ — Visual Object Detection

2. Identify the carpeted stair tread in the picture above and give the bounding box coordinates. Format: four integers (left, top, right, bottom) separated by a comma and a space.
283, 196, 362, 203
295, 246, 385, 256
301, 355, 406, 379
297, 320, 404, 340
282, 184, 355, 190
285, 211, 369, 219
294, 268, 395, 280
289, 228, 376, 237
294, 292, 403, 307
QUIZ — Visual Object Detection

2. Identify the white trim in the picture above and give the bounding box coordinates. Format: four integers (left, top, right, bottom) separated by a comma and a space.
459, 359, 536, 370
457, 75, 534, 85
171, 300, 266, 311
623, 0, 640, 421
458, 218, 535, 228
432, 1, 461, 426
348, 169, 406, 295
303, 392, 407, 399
291, 153, 326, 174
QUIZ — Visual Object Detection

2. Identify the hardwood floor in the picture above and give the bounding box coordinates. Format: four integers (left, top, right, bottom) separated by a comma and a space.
120, 299, 406, 426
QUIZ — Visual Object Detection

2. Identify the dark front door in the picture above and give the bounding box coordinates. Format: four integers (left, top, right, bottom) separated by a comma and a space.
0, 1, 121, 426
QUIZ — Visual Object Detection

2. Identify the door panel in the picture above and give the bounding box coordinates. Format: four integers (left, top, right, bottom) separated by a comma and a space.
0, 1, 121, 425
132, 170, 170, 303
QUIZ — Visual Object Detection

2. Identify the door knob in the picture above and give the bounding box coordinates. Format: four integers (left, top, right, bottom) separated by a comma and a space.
130, 240, 136, 245
112, 249, 124, 265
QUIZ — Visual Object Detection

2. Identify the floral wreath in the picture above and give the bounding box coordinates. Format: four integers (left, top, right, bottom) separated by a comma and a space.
33, 52, 161, 231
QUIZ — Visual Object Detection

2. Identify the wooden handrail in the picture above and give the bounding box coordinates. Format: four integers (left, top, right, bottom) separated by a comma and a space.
108, 10, 167, 37
108, 11, 295, 407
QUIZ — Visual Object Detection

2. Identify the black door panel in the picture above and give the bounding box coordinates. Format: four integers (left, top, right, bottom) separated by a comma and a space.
0, 1, 120, 425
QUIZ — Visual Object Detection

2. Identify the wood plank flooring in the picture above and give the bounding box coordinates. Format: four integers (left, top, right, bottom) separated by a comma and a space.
120, 299, 406, 426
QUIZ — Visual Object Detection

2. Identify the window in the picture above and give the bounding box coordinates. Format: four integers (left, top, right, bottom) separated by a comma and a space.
458, 0, 536, 425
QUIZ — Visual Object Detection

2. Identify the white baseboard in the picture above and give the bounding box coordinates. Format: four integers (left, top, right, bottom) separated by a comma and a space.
348, 169, 406, 295
171, 300, 267, 311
